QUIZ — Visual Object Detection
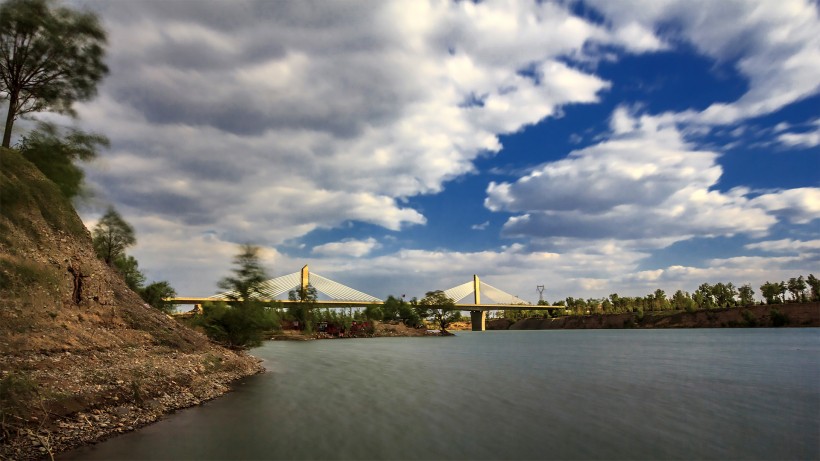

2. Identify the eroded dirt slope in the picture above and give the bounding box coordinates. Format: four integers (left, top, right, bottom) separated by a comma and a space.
0, 149, 262, 460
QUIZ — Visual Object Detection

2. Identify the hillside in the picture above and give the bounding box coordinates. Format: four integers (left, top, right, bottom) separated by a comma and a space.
0, 148, 262, 460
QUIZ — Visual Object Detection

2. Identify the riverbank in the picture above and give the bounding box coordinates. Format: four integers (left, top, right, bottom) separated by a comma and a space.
0, 152, 264, 460
1, 346, 262, 460
270, 320, 443, 340
496, 303, 820, 330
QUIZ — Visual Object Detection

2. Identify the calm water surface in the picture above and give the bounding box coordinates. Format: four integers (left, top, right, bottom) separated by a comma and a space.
62, 329, 819, 460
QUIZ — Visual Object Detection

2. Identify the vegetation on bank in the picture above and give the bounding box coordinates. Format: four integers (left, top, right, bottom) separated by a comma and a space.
497, 275, 820, 321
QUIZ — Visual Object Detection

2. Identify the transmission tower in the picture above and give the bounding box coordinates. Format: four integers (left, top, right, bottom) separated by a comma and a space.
536, 285, 545, 303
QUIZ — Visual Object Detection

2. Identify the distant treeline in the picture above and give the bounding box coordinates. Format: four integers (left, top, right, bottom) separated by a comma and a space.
499, 274, 820, 319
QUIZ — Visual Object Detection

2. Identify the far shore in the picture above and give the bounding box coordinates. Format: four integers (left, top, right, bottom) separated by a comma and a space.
485, 303, 820, 330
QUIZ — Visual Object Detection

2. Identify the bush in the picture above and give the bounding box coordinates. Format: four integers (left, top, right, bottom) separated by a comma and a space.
193, 301, 279, 349
769, 308, 790, 327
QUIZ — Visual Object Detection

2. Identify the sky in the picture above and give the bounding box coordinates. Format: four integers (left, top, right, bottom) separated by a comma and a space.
32, 0, 820, 303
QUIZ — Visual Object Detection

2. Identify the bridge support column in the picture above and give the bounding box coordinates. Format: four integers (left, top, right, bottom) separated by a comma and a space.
470, 310, 485, 331
471, 275, 485, 331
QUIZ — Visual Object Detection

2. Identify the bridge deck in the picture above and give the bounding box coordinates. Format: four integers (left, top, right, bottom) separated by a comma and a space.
168, 298, 563, 310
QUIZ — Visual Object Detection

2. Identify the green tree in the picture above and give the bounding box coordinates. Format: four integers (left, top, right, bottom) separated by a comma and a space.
693, 283, 715, 309
787, 276, 807, 302
218, 244, 268, 301
113, 254, 144, 292
738, 284, 755, 306
652, 289, 670, 311
288, 283, 317, 332
712, 282, 737, 308
807, 274, 820, 302
363, 303, 383, 321
92, 206, 136, 266
671, 290, 696, 312
760, 281, 783, 305
419, 290, 460, 332
0, 0, 108, 147
197, 244, 278, 348
15, 122, 108, 199
141, 281, 177, 314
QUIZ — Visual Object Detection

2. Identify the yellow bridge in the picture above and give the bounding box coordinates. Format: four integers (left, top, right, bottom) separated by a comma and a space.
170, 265, 562, 331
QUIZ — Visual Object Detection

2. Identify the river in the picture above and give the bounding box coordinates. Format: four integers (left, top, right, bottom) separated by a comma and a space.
62, 329, 819, 460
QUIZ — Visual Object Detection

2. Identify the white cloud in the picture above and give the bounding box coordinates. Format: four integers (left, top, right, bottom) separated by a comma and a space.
587, 0, 820, 125
486, 108, 775, 247
77, 0, 620, 248
471, 221, 490, 231
745, 239, 820, 253
312, 238, 381, 258
750, 188, 820, 224
777, 119, 820, 148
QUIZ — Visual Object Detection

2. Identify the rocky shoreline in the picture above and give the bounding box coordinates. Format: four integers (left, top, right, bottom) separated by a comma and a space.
1, 345, 263, 460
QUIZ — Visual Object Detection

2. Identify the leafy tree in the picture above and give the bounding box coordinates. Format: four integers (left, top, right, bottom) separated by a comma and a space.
807, 274, 820, 302
693, 283, 715, 309
671, 290, 696, 312
712, 282, 737, 308
218, 244, 268, 301
113, 254, 144, 292
363, 303, 383, 321
196, 244, 278, 348
288, 283, 317, 332
738, 284, 755, 306
652, 289, 670, 311
760, 281, 783, 305
15, 122, 108, 199
141, 281, 177, 314
0, 0, 108, 147
92, 206, 136, 266
787, 276, 807, 302
419, 290, 460, 332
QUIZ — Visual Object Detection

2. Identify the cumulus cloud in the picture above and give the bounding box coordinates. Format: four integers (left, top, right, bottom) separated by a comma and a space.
750, 188, 820, 224
587, 0, 820, 125
58, 0, 817, 304
485, 107, 776, 248
75, 0, 632, 249
312, 238, 381, 258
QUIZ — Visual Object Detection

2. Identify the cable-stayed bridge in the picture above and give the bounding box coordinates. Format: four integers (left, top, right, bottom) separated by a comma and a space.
171, 265, 561, 331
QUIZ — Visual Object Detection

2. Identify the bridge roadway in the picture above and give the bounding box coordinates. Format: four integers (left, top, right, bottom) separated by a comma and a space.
169, 269, 563, 331
170, 297, 562, 312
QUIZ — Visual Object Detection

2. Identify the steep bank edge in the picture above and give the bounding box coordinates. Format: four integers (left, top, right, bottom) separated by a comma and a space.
508, 303, 820, 330
0, 149, 262, 460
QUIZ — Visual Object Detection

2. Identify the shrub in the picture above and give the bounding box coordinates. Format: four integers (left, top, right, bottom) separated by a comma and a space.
193, 301, 279, 349
769, 308, 790, 327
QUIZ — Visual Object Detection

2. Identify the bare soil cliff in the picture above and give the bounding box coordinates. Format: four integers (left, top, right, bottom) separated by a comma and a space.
0, 149, 262, 460
508, 303, 819, 330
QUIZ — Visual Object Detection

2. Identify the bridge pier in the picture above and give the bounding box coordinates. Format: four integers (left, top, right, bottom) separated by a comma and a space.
470, 310, 486, 331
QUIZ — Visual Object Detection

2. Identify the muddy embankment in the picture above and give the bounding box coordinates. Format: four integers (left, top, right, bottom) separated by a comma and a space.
487, 303, 820, 330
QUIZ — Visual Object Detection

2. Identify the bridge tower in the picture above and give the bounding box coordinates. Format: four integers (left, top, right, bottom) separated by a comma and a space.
470, 274, 486, 331
301, 264, 309, 291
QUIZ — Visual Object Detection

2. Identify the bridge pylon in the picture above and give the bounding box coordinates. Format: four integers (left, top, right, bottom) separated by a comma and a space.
470, 275, 485, 331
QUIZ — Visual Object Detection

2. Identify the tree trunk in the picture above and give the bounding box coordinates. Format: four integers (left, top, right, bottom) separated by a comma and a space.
2, 90, 19, 148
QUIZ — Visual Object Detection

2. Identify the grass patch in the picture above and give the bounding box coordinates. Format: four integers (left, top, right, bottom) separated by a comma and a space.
0, 257, 59, 293
0, 148, 87, 239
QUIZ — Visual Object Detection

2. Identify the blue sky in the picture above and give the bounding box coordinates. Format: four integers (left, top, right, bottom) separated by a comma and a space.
35, 0, 820, 303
